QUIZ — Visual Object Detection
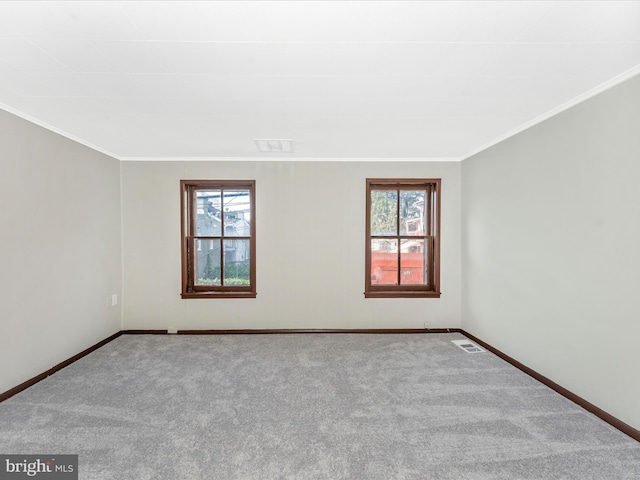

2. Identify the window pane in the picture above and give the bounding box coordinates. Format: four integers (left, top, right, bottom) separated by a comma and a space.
400, 239, 425, 285
399, 190, 426, 236
182, 180, 256, 298
195, 190, 222, 236
224, 239, 251, 285
370, 239, 398, 285
370, 190, 397, 236
223, 190, 251, 237
195, 239, 221, 285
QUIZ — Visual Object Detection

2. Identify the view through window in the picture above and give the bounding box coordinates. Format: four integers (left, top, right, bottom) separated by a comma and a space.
181, 180, 256, 298
365, 178, 441, 298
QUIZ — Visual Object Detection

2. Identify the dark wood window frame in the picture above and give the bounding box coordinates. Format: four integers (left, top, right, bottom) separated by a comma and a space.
181, 180, 256, 299
365, 178, 441, 299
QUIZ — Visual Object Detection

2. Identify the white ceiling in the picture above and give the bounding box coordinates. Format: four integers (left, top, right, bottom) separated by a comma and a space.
0, 1, 639, 161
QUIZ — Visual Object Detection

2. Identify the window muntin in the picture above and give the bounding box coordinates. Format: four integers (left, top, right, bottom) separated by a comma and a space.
181, 180, 256, 298
366, 179, 440, 298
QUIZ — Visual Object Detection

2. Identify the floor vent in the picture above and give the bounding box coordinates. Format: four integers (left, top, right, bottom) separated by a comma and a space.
452, 339, 485, 353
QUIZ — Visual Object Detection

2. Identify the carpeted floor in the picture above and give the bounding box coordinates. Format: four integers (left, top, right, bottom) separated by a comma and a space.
1, 333, 639, 479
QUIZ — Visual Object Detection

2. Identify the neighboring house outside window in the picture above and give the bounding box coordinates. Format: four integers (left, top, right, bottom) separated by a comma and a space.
365, 178, 441, 298
181, 180, 256, 298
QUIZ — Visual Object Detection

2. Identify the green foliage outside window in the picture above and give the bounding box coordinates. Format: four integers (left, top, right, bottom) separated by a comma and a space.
371, 190, 424, 235
198, 257, 250, 285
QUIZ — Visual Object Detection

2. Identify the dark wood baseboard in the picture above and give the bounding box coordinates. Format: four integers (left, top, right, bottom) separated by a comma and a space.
176, 328, 459, 335
2, 327, 638, 443
122, 329, 169, 335
460, 329, 640, 443
123, 328, 459, 335
0, 331, 122, 403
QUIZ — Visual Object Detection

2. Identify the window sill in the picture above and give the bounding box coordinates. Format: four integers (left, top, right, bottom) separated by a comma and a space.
181, 291, 257, 299
365, 291, 441, 299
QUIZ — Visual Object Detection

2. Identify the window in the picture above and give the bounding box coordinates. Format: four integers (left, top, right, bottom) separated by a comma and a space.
181, 180, 256, 298
365, 178, 441, 298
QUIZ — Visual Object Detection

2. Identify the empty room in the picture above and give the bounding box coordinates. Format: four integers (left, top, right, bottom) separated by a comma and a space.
1, 1, 639, 479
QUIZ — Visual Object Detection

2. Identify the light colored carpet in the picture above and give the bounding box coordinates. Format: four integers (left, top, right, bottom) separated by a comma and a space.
0, 333, 639, 479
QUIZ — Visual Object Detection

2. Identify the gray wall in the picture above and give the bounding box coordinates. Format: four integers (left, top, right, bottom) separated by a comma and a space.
121, 161, 461, 330
0, 109, 122, 395
461, 74, 640, 430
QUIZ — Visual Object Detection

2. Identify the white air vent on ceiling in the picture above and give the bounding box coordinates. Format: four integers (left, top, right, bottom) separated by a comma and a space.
254, 139, 293, 153
452, 339, 485, 353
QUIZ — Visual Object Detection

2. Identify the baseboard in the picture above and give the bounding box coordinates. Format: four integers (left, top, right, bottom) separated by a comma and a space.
460, 329, 640, 443
2, 327, 638, 443
122, 329, 168, 335
175, 328, 460, 335
0, 331, 122, 403
123, 328, 460, 335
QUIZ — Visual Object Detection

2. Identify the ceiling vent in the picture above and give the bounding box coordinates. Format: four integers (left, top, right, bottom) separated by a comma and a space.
254, 139, 293, 153
452, 339, 485, 353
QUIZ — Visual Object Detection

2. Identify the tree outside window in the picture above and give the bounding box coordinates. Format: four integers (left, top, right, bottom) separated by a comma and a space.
181, 180, 256, 299
366, 179, 441, 298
